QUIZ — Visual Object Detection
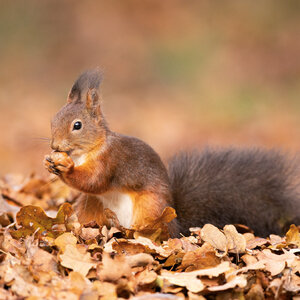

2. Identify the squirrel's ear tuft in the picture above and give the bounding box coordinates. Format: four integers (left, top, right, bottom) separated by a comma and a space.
67, 68, 103, 104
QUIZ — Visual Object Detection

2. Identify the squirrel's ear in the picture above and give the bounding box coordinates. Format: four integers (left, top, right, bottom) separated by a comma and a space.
86, 88, 99, 109
86, 88, 102, 120
67, 86, 81, 104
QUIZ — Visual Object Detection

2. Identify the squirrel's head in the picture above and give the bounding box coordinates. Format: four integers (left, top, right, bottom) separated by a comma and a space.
50, 69, 108, 157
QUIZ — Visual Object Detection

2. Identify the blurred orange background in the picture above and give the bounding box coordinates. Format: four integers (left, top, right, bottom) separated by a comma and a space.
0, 1, 300, 177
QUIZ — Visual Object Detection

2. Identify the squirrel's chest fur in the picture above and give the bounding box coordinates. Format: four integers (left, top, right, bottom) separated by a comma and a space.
97, 191, 133, 228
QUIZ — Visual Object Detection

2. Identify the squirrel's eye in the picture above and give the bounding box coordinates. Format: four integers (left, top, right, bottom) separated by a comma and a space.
73, 121, 82, 131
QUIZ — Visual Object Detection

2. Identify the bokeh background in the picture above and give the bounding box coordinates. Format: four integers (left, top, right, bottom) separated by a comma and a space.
0, 0, 300, 177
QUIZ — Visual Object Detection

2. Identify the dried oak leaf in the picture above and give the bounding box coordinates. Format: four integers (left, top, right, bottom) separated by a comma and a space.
179, 236, 199, 252
162, 237, 198, 261
0, 195, 19, 225
223, 224, 246, 254
112, 239, 149, 255
93, 281, 117, 300
160, 271, 204, 293
207, 275, 247, 292
133, 207, 177, 242
66, 271, 93, 295
10, 203, 73, 239
160, 261, 232, 293
241, 254, 258, 266
179, 242, 221, 272
1, 229, 26, 256
97, 252, 131, 282
0, 257, 51, 298
282, 272, 300, 293
80, 227, 101, 241
256, 249, 296, 276
132, 293, 184, 300
125, 253, 154, 268
134, 269, 158, 287
269, 234, 285, 245
54, 232, 78, 252
286, 224, 300, 247
128, 236, 172, 258
200, 224, 227, 255
269, 271, 300, 294
59, 244, 97, 277
30, 248, 59, 284
108, 236, 173, 258
243, 233, 268, 249
100, 225, 121, 244
226, 260, 266, 279
164, 251, 185, 268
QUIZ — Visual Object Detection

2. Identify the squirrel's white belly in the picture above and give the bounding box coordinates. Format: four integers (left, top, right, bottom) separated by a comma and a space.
98, 191, 133, 228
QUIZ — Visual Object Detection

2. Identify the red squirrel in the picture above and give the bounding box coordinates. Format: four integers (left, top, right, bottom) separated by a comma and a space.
44, 69, 300, 237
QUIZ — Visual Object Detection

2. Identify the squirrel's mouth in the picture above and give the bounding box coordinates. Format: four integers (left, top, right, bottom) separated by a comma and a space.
65, 150, 73, 156
51, 145, 85, 158
51, 148, 72, 155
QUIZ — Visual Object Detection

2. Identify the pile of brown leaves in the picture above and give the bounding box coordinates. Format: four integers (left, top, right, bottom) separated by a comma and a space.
0, 174, 300, 299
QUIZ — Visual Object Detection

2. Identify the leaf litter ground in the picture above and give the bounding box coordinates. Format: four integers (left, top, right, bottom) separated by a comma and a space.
0, 174, 300, 299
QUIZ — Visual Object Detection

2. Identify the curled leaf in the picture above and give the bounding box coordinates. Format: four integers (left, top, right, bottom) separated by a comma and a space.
224, 224, 246, 253
200, 224, 227, 255
59, 244, 96, 277
10, 203, 73, 239
286, 224, 300, 247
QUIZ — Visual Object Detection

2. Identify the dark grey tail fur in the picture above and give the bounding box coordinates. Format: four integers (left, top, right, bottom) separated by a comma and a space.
168, 148, 300, 237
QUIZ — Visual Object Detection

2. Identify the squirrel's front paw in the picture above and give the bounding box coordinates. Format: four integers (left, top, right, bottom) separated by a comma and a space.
44, 152, 74, 175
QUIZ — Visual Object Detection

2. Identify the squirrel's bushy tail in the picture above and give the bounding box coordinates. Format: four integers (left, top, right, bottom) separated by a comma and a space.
168, 147, 300, 236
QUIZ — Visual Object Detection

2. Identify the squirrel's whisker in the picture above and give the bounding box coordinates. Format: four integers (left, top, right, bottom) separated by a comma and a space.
32, 137, 51, 141
34, 177, 58, 192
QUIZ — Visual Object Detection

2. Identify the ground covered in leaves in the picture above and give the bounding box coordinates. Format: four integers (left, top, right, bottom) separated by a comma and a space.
0, 174, 300, 299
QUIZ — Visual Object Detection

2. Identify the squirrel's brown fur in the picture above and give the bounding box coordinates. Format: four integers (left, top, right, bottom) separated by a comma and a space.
45, 69, 300, 237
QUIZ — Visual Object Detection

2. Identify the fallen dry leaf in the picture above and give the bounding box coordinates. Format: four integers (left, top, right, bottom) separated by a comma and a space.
97, 252, 131, 282
160, 262, 232, 293
134, 269, 158, 286
179, 242, 220, 271
133, 207, 177, 242
54, 232, 78, 252
160, 271, 204, 293
59, 244, 97, 276
126, 253, 154, 268
200, 224, 227, 255
10, 203, 73, 239
93, 281, 117, 299
1, 173, 300, 299
30, 247, 58, 283
207, 275, 247, 291
80, 227, 100, 241
286, 224, 300, 247
223, 224, 246, 253
244, 232, 268, 249
257, 248, 296, 276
